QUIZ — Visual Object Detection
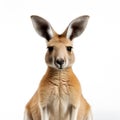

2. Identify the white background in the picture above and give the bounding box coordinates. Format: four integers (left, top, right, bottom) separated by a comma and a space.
0, 0, 120, 120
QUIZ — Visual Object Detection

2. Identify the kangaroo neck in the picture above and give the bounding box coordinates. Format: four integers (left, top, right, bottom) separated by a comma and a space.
44, 67, 75, 83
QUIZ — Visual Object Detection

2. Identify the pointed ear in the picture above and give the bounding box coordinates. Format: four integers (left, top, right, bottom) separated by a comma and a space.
64, 15, 89, 40
31, 15, 55, 41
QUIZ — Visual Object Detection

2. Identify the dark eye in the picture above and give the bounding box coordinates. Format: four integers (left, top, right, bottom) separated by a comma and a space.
66, 46, 73, 52
47, 46, 54, 52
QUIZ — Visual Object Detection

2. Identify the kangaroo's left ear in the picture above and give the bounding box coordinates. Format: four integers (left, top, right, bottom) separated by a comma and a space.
64, 15, 89, 40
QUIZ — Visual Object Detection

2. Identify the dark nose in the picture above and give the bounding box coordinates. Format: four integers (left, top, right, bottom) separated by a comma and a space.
56, 59, 64, 66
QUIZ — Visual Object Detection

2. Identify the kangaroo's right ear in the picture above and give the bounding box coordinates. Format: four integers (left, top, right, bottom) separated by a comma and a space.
31, 15, 55, 41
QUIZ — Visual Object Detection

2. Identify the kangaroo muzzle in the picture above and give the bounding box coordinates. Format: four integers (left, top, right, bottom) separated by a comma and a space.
55, 58, 65, 69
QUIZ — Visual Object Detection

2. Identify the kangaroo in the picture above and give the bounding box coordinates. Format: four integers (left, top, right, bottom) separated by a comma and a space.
24, 15, 92, 120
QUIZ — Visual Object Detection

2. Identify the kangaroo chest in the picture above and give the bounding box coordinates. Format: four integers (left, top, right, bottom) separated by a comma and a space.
39, 68, 80, 119
47, 72, 72, 119
48, 72, 70, 104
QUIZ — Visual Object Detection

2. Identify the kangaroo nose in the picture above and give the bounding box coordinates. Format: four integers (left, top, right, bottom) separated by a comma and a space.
56, 59, 64, 66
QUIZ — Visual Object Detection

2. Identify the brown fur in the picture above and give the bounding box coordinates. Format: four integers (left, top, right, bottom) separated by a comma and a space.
24, 15, 92, 120
25, 67, 91, 120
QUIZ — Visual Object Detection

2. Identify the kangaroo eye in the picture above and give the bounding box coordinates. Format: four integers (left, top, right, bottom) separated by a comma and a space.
66, 46, 73, 52
47, 46, 54, 52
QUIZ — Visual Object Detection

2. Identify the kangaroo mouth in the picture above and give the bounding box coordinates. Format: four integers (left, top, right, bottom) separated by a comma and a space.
58, 65, 63, 69
55, 63, 64, 69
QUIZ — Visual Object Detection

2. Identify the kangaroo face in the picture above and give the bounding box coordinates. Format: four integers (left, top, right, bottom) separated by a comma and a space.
45, 36, 75, 69
31, 15, 89, 69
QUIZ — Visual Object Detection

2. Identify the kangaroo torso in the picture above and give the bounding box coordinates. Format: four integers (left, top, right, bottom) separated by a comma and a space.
39, 68, 81, 119
26, 67, 89, 120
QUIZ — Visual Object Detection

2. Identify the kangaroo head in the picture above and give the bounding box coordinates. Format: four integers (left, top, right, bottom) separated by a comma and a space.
31, 15, 89, 69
